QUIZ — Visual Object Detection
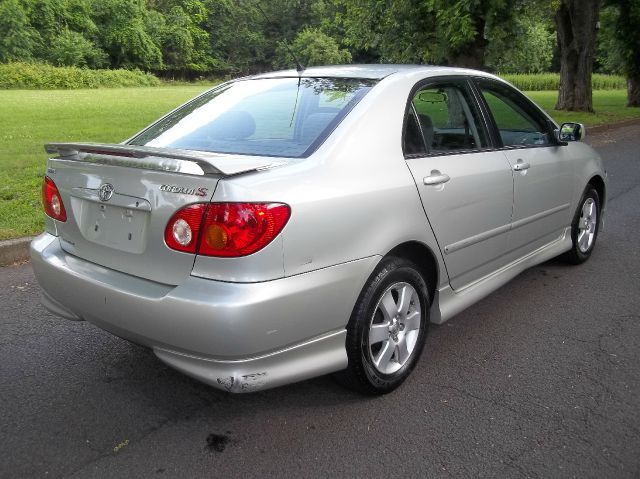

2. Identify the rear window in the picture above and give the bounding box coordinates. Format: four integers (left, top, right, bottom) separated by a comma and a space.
129, 77, 377, 158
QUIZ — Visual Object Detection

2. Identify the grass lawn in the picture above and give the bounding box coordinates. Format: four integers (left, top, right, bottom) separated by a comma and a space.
0, 86, 211, 240
527, 90, 640, 125
1, 87, 638, 240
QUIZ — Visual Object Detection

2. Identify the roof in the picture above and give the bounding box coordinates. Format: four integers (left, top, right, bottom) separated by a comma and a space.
249, 64, 500, 81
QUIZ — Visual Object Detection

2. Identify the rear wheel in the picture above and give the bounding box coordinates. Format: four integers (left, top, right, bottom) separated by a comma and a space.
336, 257, 430, 395
560, 187, 600, 264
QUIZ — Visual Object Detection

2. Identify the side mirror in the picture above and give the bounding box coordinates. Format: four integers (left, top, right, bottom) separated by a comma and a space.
558, 122, 586, 142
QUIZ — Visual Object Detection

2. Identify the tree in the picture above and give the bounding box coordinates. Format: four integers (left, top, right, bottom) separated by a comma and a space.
336, 0, 532, 69
0, 0, 41, 62
336, 0, 434, 64
603, 1, 640, 106
486, 8, 555, 73
47, 28, 108, 68
274, 27, 351, 68
554, 0, 601, 111
91, 0, 163, 70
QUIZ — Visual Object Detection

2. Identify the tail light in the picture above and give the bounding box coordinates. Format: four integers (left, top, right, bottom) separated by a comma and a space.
42, 176, 67, 222
164, 202, 290, 257
164, 204, 208, 253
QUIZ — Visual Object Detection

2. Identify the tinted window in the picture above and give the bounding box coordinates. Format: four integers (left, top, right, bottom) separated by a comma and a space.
129, 77, 376, 158
410, 83, 488, 154
404, 108, 427, 155
478, 81, 551, 147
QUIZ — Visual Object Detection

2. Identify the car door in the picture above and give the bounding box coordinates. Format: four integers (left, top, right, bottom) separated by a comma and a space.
474, 79, 575, 261
403, 78, 514, 290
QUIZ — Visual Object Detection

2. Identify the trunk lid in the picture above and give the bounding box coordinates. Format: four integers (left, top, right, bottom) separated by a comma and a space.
45, 143, 284, 285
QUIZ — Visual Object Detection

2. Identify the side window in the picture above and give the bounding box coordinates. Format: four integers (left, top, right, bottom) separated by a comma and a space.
403, 108, 427, 155
478, 81, 551, 147
411, 83, 488, 153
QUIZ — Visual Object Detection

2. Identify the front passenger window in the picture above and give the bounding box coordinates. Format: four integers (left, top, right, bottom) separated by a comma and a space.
478, 81, 551, 147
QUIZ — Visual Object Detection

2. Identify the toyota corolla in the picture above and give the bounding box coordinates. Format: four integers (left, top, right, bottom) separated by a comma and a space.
31, 65, 606, 394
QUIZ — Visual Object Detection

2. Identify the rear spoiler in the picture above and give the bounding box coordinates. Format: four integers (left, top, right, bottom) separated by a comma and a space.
45, 142, 287, 177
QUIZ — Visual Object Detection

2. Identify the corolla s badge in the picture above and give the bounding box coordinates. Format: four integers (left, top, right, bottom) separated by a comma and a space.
98, 183, 114, 202
159, 184, 208, 197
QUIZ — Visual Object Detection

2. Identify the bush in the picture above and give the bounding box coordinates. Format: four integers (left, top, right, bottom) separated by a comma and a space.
274, 28, 351, 69
47, 30, 109, 69
501, 73, 626, 91
0, 62, 161, 89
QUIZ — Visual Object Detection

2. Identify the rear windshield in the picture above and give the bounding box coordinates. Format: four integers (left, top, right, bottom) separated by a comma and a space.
128, 77, 377, 158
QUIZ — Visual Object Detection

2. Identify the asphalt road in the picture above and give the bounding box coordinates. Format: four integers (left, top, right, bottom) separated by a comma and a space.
1, 126, 639, 479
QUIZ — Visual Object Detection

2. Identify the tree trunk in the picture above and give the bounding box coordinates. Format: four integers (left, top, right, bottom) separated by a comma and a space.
447, 18, 487, 70
555, 0, 601, 112
628, 75, 640, 107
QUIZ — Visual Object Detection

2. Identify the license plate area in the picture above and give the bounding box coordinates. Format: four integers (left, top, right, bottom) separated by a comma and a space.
71, 196, 150, 254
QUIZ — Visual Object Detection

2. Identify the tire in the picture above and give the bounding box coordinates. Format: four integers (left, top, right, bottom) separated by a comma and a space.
560, 187, 600, 265
336, 256, 430, 395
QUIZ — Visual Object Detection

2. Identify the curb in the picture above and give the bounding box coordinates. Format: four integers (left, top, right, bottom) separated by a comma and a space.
2, 119, 639, 268
587, 117, 640, 134
0, 236, 35, 267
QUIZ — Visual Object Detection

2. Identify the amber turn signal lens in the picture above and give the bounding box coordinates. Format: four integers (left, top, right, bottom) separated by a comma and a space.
204, 224, 229, 250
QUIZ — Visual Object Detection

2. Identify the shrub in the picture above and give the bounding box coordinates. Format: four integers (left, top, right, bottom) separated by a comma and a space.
0, 62, 161, 89
46, 30, 109, 69
501, 73, 626, 91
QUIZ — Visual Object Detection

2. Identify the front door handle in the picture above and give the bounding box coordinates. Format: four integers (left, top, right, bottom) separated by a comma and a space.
423, 171, 451, 186
512, 160, 530, 172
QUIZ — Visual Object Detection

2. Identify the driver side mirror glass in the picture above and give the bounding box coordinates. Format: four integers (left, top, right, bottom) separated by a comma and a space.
559, 122, 586, 142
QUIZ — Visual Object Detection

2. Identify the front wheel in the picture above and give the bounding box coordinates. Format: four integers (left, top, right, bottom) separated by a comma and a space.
336, 257, 430, 395
560, 187, 600, 264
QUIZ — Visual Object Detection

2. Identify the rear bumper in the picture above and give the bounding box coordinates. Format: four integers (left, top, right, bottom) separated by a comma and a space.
31, 233, 378, 392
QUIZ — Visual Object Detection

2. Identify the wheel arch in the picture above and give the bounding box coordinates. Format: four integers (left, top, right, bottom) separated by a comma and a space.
384, 241, 439, 303
588, 174, 606, 210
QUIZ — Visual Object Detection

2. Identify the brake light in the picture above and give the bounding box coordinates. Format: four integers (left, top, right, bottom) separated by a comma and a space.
199, 203, 290, 257
164, 203, 207, 253
164, 202, 290, 257
42, 176, 67, 222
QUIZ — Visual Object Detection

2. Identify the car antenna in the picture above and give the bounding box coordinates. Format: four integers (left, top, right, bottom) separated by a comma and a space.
255, 3, 305, 74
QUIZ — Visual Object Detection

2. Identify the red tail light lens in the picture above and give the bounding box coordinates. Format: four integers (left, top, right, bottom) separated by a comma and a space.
164, 202, 290, 257
42, 176, 67, 222
164, 204, 207, 253
199, 203, 291, 257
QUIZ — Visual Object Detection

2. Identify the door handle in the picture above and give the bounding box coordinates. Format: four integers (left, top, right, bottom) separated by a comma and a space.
423, 171, 451, 186
512, 160, 530, 172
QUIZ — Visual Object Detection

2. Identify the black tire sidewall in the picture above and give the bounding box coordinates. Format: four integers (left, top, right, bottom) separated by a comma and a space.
347, 257, 430, 394
570, 187, 600, 263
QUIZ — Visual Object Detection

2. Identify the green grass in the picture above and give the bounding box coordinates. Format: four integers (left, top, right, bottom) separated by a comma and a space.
526, 90, 640, 126
0, 86, 212, 240
0, 87, 638, 240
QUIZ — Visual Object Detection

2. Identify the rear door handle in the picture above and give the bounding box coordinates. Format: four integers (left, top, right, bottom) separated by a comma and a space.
423, 171, 450, 186
512, 160, 530, 172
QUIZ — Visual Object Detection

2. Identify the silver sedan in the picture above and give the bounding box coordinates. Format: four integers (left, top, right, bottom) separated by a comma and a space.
31, 65, 606, 394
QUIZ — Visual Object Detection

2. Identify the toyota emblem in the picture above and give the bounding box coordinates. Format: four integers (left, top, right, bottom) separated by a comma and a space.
98, 183, 114, 202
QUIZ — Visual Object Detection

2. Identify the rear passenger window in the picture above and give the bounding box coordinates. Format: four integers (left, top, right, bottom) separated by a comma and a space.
477, 81, 551, 147
410, 83, 488, 154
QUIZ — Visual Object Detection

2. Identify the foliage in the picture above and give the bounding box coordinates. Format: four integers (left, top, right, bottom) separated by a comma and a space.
91, 0, 163, 70
595, 5, 624, 75
0, 62, 160, 89
0, 0, 41, 62
46, 29, 108, 68
487, 13, 555, 73
598, 1, 640, 105
335, 0, 436, 63
274, 27, 351, 68
502, 73, 626, 91
334, 0, 535, 68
